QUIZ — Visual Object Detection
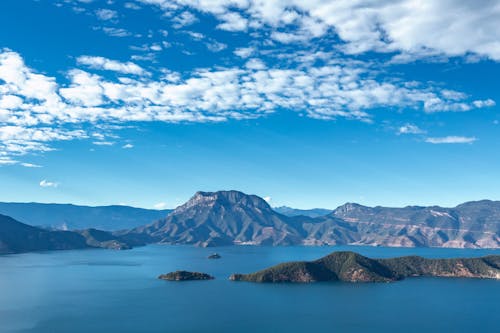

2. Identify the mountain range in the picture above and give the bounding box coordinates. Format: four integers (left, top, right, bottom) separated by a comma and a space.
121, 190, 500, 248
1, 190, 500, 253
0, 202, 171, 230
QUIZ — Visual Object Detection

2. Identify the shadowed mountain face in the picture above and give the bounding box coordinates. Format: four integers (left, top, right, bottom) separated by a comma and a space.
0, 214, 138, 254
230, 251, 500, 283
124, 191, 500, 248
127, 191, 306, 246
0, 202, 171, 231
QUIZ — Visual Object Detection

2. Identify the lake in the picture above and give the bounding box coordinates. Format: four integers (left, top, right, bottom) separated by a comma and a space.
1, 245, 499, 333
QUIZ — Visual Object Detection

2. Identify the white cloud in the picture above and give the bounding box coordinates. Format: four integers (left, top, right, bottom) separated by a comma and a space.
245, 58, 266, 70
0, 157, 17, 165
216, 12, 248, 31
263, 196, 272, 203
39, 179, 59, 188
93, 141, 114, 146
20, 162, 42, 168
122, 143, 134, 149
0, 49, 494, 161
0, 125, 87, 157
172, 11, 198, 29
398, 124, 425, 135
59, 69, 104, 107
96, 27, 131, 37
206, 41, 227, 52
153, 202, 169, 209
138, 0, 500, 61
95, 8, 118, 21
124, 2, 141, 10
185, 31, 204, 40
234, 47, 255, 58
425, 136, 477, 144
77, 56, 147, 75
473, 99, 496, 108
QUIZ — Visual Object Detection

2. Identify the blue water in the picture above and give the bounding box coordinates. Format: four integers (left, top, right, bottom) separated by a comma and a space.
1, 245, 499, 333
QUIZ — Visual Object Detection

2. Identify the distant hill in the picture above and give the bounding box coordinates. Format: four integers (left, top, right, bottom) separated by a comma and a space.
124, 190, 500, 248
273, 206, 332, 218
0, 214, 138, 254
230, 251, 500, 283
0, 202, 171, 231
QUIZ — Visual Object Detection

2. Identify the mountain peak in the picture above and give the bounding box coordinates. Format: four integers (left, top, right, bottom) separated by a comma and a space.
175, 190, 272, 213
332, 202, 367, 215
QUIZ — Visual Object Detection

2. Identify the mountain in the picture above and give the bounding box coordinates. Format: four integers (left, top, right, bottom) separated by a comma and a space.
322, 201, 500, 248
0, 214, 138, 254
124, 191, 307, 246
0, 202, 171, 231
125, 191, 500, 248
230, 251, 500, 283
273, 206, 332, 218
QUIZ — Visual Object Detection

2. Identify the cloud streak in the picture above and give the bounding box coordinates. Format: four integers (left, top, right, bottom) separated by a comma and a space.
39, 179, 59, 188
76, 56, 147, 75
425, 136, 477, 144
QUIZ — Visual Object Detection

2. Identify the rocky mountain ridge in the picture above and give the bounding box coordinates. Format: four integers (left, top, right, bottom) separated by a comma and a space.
123, 191, 500, 248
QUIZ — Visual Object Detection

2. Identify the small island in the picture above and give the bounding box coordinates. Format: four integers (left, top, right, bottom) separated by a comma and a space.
158, 271, 214, 281
208, 253, 221, 259
230, 251, 500, 283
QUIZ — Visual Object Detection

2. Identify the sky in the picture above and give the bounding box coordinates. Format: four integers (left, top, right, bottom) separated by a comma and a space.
0, 0, 499, 210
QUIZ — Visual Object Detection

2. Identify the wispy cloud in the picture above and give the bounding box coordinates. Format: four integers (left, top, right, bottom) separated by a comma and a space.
153, 202, 169, 209
21, 163, 42, 168
92, 141, 115, 146
39, 180, 59, 188
171, 11, 198, 29
94, 26, 131, 37
234, 47, 255, 58
77, 55, 147, 75
398, 124, 425, 135
95, 8, 118, 21
425, 136, 477, 144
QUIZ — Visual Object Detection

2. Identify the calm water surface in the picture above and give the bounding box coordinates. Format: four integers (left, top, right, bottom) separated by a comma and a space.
1, 245, 499, 333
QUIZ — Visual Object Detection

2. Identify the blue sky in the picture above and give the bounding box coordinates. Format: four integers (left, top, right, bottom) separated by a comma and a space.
0, 0, 499, 209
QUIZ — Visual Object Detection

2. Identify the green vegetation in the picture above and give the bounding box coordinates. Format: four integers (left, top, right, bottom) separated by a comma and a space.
230, 251, 500, 283
158, 271, 214, 281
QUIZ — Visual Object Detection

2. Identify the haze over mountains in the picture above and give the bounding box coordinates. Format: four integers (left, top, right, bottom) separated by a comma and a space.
0, 203, 171, 230
273, 206, 332, 218
0, 214, 139, 254
1, 190, 499, 253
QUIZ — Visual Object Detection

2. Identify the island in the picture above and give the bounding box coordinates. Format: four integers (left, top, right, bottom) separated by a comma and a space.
229, 251, 500, 283
158, 271, 214, 281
